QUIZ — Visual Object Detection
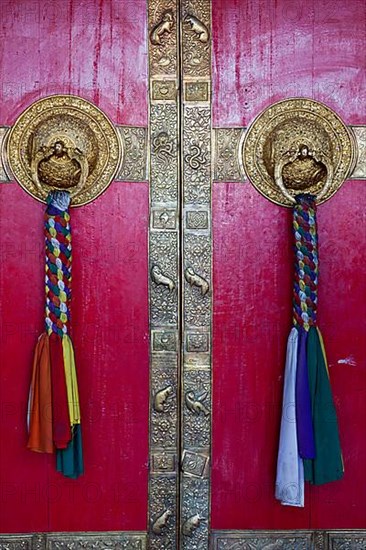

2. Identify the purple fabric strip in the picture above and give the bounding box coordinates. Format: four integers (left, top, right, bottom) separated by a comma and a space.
296, 327, 316, 459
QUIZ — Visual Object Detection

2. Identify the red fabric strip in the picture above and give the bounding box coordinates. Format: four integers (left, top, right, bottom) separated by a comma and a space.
27, 333, 54, 454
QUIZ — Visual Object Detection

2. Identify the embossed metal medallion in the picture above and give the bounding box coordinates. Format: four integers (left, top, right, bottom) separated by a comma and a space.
243, 98, 357, 207
7, 95, 122, 206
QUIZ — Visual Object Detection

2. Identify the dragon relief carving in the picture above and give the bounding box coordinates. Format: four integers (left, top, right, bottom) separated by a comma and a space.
185, 143, 208, 169
153, 131, 175, 162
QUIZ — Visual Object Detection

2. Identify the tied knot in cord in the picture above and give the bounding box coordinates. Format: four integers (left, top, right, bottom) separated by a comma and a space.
292, 194, 318, 331
44, 191, 72, 337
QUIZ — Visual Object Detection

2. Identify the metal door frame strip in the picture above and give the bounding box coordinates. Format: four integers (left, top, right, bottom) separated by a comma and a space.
211, 530, 366, 549
0, 532, 147, 549
180, 1, 212, 549
147, 1, 181, 548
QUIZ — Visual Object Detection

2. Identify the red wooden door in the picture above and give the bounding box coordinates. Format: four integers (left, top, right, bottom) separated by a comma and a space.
211, 0, 366, 537
1, 1, 365, 548
0, 0, 149, 536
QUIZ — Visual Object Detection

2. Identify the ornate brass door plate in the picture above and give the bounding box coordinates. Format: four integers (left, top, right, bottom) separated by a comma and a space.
243, 98, 357, 207
6, 95, 122, 206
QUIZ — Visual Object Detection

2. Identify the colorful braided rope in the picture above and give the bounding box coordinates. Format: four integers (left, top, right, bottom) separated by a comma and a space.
44, 191, 72, 337
292, 194, 318, 331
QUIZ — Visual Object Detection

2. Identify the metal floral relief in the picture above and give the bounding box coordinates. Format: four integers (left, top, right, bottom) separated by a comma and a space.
116, 126, 148, 182
181, 1, 212, 549
148, 1, 180, 549
351, 126, 366, 179
0, 533, 147, 549
213, 127, 245, 182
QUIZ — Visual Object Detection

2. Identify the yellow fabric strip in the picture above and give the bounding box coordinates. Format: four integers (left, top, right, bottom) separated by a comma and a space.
62, 335, 81, 425
316, 327, 329, 377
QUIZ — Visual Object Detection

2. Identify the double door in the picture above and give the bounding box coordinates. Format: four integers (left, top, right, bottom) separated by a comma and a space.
0, 1, 365, 549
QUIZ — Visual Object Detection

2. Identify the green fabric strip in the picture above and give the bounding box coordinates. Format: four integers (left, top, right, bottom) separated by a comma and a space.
303, 327, 344, 485
56, 424, 84, 479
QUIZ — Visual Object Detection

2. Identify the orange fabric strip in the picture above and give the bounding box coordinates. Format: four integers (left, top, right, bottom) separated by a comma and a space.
27, 333, 54, 454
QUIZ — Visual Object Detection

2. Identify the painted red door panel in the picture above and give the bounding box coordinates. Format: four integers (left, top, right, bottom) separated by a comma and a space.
212, 0, 366, 530
0, 0, 149, 533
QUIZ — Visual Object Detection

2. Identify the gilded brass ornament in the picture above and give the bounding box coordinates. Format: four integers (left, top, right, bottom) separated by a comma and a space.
150, 9, 175, 46
211, 530, 366, 550
243, 98, 357, 207
212, 531, 314, 549
6, 95, 121, 206
351, 126, 366, 179
184, 14, 210, 43
152, 508, 173, 535
0, 533, 147, 549
154, 385, 174, 412
181, 2, 212, 548
151, 264, 176, 292
152, 79, 177, 101
182, 514, 204, 537
181, 449, 209, 477
185, 81, 209, 102
115, 126, 147, 182
0, 127, 10, 182
148, 1, 180, 548
213, 127, 245, 182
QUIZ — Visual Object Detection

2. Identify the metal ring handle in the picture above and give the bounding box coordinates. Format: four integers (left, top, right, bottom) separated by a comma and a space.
274, 146, 333, 204
31, 141, 89, 199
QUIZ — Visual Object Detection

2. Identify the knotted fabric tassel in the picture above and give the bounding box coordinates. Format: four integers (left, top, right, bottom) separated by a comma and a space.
27, 190, 83, 478
276, 194, 343, 507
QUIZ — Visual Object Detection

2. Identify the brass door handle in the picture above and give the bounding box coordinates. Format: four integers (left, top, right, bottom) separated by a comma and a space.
274, 144, 334, 203
243, 98, 356, 207
30, 140, 89, 199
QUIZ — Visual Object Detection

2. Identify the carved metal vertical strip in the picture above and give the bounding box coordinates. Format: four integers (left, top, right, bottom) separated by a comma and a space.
180, 1, 212, 548
148, 1, 180, 548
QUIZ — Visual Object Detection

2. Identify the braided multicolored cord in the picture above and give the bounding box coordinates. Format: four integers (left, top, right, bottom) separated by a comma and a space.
276, 191, 343, 507
27, 190, 83, 478
44, 192, 72, 337
292, 194, 318, 331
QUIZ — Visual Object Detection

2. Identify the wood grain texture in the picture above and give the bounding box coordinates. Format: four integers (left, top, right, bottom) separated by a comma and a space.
212, 0, 366, 127
0, 0, 148, 126
211, 0, 366, 530
0, 0, 149, 533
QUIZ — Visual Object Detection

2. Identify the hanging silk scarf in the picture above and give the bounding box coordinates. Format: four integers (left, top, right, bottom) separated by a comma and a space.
27, 191, 83, 478
242, 98, 356, 508
275, 194, 343, 506
7, 95, 122, 479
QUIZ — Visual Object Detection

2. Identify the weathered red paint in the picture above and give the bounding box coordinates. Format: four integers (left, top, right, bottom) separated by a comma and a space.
0, 0, 147, 126
0, 0, 148, 533
212, 0, 366, 530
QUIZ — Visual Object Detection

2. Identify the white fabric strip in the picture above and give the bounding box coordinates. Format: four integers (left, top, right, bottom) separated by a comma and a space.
275, 327, 304, 507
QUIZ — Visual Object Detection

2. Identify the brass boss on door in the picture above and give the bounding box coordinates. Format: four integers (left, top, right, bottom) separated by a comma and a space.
243, 98, 357, 206
6, 94, 122, 206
